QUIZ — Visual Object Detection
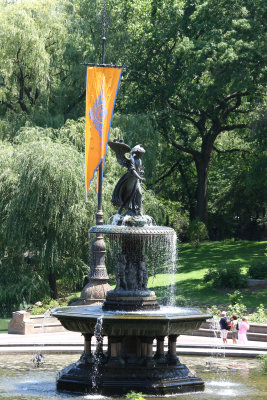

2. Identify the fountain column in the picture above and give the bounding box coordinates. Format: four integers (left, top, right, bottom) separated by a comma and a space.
109, 336, 124, 365
84, 334, 92, 356
168, 335, 179, 365
154, 336, 166, 364
145, 337, 155, 366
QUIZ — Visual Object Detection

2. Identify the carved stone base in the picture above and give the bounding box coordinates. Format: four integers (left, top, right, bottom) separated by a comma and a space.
75, 281, 112, 306
103, 292, 160, 311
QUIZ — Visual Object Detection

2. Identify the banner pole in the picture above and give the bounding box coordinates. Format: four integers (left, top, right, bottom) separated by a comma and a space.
96, 0, 107, 225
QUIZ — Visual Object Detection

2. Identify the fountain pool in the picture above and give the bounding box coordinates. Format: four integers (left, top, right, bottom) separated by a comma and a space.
0, 354, 266, 400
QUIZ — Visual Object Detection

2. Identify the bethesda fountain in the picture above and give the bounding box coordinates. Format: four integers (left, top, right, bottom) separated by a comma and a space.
52, 139, 211, 395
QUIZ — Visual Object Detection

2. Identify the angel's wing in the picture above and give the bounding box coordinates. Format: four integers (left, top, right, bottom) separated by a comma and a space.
108, 140, 132, 168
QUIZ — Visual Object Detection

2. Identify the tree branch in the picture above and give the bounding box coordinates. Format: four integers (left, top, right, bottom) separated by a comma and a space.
152, 161, 180, 185
219, 124, 247, 132
64, 89, 86, 116
223, 91, 249, 102
161, 129, 199, 157
213, 145, 250, 154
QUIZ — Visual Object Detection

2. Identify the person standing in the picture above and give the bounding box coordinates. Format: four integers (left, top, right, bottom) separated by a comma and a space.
238, 317, 250, 344
230, 315, 239, 344
219, 311, 228, 344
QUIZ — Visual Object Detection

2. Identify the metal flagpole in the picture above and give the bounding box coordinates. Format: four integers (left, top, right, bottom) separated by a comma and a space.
78, 0, 112, 305
96, 0, 107, 225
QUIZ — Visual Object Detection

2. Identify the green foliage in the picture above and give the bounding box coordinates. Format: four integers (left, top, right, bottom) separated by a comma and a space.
0, 255, 49, 317
203, 262, 248, 289
0, 318, 9, 333
67, 296, 81, 306
228, 303, 247, 319
258, 355, 267, 373
157, 199, 189, 238
227, 290, 243, 306
207, 305, 221, 318
0, 123, 91, 313
30, 298, 67, 315
248, 260, 267, 280
126, 391, 146, 400
0, 0, 68, 123
248, 305, 267, 324
187, 219, 208, 247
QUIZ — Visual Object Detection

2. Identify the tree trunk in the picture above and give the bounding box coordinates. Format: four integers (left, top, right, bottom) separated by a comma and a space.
48, 271, 58, 299
195, 158, 209, 224
194, 137, 215, 225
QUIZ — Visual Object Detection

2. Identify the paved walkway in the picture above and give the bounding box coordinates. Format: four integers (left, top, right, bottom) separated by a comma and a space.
1, 331, 266, 357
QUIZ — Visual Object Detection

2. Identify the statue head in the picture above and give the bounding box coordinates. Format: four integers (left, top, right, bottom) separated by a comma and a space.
130, 145, 145, 157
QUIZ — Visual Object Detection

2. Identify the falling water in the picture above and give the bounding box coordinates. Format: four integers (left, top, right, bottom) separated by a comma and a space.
32, 309, 51, 367
208, 316, 226, 366
166, 231, 177, 306
41, 309, 51, 332
91, 316, 104, 390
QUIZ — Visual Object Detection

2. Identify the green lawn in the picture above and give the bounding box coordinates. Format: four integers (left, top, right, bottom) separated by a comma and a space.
148, 240, 267, 309
0, 318, 9, 333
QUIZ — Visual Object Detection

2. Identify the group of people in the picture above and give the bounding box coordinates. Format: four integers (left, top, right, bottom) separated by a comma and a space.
219, 311, 250, 345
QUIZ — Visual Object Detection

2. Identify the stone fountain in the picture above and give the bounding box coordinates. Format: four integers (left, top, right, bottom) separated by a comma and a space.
52, 140, 211, 395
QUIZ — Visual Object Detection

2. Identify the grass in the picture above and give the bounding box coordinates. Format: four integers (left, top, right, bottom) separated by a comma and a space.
0, 318, 9, 333
148, 240, 267, 309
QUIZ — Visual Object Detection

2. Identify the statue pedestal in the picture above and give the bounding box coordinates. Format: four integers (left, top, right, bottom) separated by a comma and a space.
76, 216, 111, 305
103, 290, 159, 311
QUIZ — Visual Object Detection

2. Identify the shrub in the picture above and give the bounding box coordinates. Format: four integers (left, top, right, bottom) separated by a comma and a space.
227, 290, 243, 305
258, 355, 267, 373
248, 260, 267, 280
204, 262, 248, 289
187, 219, 208, 248
68, 296, 80, 305
126, 391, 146, 400
248, 304, 267, 324
228, 303, 247, 319
207, 305, 221, 318
30, 298, 67, 315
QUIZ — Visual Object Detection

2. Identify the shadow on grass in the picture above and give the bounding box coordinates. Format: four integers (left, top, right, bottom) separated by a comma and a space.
152, 279, 223, 306
178, 240, 267, 273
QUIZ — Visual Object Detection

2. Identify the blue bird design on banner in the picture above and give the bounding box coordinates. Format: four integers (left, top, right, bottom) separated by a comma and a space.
88, 83, 107, 142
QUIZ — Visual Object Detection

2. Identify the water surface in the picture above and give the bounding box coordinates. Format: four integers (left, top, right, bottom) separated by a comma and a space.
0, 354, 266, 399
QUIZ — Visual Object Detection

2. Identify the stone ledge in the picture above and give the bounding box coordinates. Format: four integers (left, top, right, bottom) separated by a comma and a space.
8, 311, 66, 335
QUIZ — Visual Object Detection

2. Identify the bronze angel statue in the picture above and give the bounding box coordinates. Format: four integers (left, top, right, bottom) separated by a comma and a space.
108, 139, 145, 215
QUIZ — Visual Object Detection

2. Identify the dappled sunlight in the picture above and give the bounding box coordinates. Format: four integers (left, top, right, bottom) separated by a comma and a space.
178, 241, 267, 274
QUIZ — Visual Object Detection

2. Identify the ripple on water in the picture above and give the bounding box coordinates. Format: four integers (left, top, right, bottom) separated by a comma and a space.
0, 355, 266, 400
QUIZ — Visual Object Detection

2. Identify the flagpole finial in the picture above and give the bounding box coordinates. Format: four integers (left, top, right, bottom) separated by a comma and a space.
100, 0, 110, 64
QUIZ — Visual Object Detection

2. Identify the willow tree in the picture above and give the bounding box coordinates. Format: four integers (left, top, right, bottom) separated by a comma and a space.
1, 128, 92, 303
0, 121, 140, 312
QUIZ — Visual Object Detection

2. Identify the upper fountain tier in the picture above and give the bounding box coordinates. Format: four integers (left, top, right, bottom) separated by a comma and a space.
90, 218, 177, 311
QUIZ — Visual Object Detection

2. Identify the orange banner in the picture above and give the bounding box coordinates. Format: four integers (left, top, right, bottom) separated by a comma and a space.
85, 66, 122, 201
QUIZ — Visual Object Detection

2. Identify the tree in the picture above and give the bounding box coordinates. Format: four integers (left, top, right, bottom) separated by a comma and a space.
115, 0, 266, 225
0, 0, 66, 118
0, 0, 98, 129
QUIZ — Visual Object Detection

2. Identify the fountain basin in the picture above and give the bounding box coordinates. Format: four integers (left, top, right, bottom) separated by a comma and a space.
52, 305, 210, 337
51, 305, 211, 395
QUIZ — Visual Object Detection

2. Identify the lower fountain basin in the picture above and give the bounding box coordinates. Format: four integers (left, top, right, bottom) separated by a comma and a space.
51, 305, 211, 336
51, 306, 211, 395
